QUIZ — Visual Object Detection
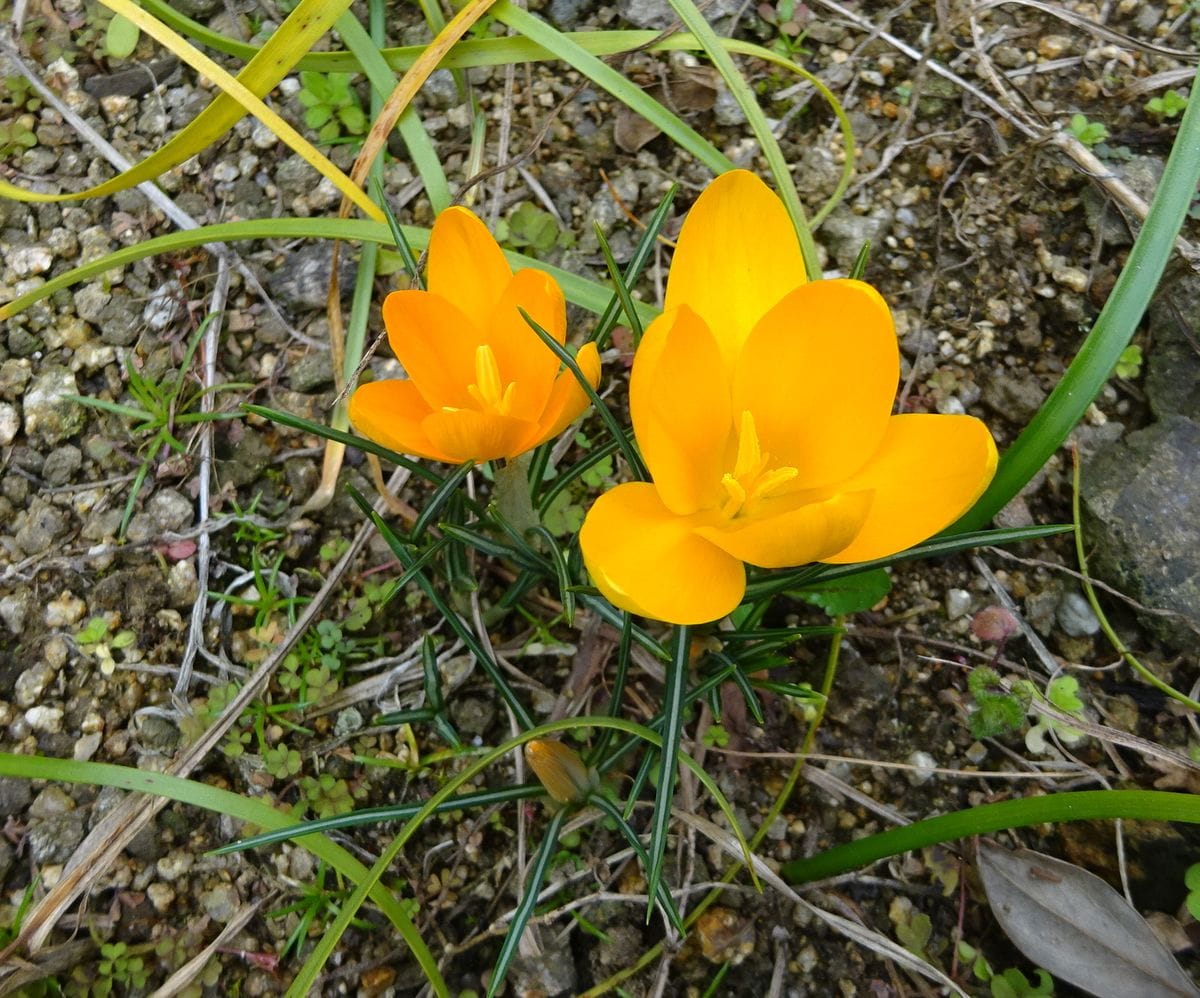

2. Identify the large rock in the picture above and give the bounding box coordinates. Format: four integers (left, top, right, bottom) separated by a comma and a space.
1145, 272, 1200, 421
1080, 416, 1200, 649
615, 0, 741, 28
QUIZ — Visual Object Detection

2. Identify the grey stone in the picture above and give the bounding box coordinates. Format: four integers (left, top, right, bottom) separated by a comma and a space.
945, 588, 972, 621
616, 0, 740, 28
0, 402, 18, 447
1084, 156, 1165, 247
981, 370, 1048, 425
23, 366, 85, 444
0, 358, 32, 400
1146, 273, 1200, 422
548, 0, 596, 27
0, 777, 31, 817
1081, 416, 1200, 649
288, 352, 334, 392
143, 280, 184, 332
449, 696, 496, 738
27, 812, 86, 864
15, 501, 70, 555
1057, 590, 1101, 637
818, 205, 894, 270
199, 882, 240, 922
0, 592, 32, 634
147, 488, 193, 532
42, 445, 82, 486
97, 296, 142, 346
29, 786, 74, 818
267, 245, 355, 311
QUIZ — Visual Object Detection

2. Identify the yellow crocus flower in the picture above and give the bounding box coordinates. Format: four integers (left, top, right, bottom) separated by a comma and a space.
349, 206, 600, 463
580, 170, 997, 625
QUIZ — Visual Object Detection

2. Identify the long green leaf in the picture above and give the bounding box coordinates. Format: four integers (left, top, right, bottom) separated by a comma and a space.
0, 219, 658, 324
0, 752, 447, 996
952, 92, 1200, 531
646, 625, 690, 911
781, 789, 1200, 884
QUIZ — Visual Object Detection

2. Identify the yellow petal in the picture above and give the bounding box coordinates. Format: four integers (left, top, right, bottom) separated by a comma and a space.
580, 483, 744, 625
382, 290, 482, 411
695, 490, 872, 568
422, 408, 538, 463
629, 306, 732, 515
664, 170, 807, 368
487, 268, 567, 421
426, 206, 511, 331
733, 279, 898, 489
348, 379, 452, 462
822, 414, 999, 564
526, 341, 601, 447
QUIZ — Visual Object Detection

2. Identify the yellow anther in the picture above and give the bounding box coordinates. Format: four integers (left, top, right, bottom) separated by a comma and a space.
466, 344, 517, 416
720, 410, 798, 519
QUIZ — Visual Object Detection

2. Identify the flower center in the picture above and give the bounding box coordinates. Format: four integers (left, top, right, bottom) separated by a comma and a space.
719, 410, 798, 518
465, 344, 517, 416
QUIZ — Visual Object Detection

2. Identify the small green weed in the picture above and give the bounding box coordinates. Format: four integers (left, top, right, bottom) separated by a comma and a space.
1068, 113, 1108, 147
958, 940, 1055, 997
966, 667, 1028, 739
69, 316, 249, 537
756, 1, 811, 58
1113, 344, 1143, 379
296, 71, 367, 143
495, 202, 573, 256
1145, 89, 1189, 121
75, 615, 138, 676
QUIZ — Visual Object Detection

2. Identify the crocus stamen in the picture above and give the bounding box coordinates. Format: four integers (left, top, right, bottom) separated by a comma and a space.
720, 410, 798, 518
467, 344, 517, 416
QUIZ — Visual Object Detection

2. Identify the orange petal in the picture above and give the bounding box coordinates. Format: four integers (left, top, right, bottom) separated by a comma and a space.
348, 379, 451, 462
422, 408, 539, 463
526, 341, 601, 447
733, 279, 898, 490
822, 414, 998, 564
580, 483, 745, 625
695, 490, 872, 569
629, 306, 732, 515
381, 290, 483, 411
664, 170, 807, 369
487, 268, 567, 421
426, 206, 511, 331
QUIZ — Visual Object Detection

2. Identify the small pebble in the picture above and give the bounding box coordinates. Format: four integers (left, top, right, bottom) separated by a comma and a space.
945, 588, 972, 621
905, 750, 937, 786
1057, 590, 1101, 637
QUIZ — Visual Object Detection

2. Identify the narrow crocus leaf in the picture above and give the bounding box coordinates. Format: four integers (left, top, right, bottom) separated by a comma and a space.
645, 625, 691, 913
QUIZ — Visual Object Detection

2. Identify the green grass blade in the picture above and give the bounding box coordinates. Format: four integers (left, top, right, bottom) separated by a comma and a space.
781, 789, 1200, 885
741, 524, 1072, 601
493, 3, 733, 176
589, 793, 684, 933
520, 309, 648, 480
0, 752, 447, 995
0, 218, 657, 324
489, 808, 570, 997
592, 183, 678, 349
665, 0, 819, 280
336, 12, 451, 213
646, 624, 690, 912
411, 461, 474, 540
951, 91, 1200, 532
348, 485, 535, 730
241, 403, 443, 484
594, 223, 644, 342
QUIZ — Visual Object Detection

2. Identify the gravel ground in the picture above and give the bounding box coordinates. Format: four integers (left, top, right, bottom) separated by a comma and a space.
1, 0, 1199, 994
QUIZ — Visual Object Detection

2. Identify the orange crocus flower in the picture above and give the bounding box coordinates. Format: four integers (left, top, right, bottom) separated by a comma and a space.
349, 206, 600, 464
580, 171, 997, 625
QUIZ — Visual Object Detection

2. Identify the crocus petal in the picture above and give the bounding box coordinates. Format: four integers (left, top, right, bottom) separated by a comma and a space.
348, 379, 452, 462
694, 491, 872, 569
422, 409, 538, 463
630, 306, 732, 515
580, 483, 745, 625
487, 268, 567, 421
382, 290, 483, 411
525, 341, 601, 446
822, 414, 999, 564
426, 206, 512, 331
733, 279, 899, 490
664, 170, 807, 368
